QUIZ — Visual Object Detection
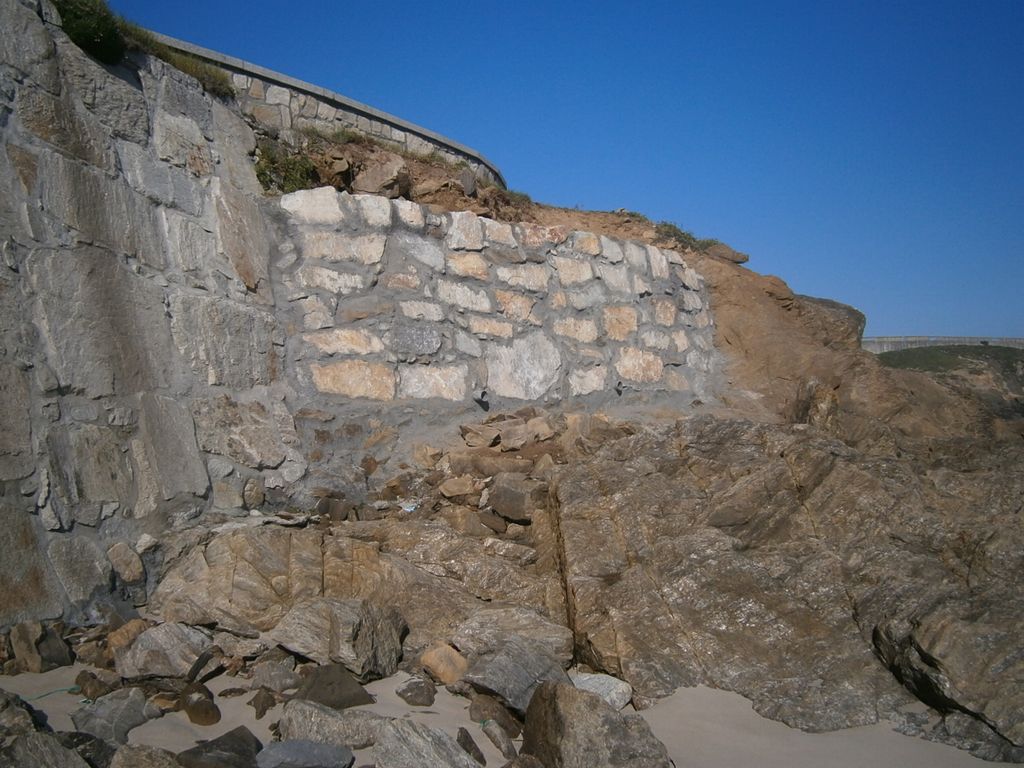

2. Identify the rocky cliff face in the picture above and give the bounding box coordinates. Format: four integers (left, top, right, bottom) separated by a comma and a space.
2, 0, 1022, 762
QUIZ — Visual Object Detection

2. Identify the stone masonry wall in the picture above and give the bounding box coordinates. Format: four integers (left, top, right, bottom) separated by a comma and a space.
0, 0, 715, 627
276, 187, 714, 407
149, 31, 505, 188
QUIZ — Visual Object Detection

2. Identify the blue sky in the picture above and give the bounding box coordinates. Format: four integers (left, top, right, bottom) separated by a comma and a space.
108, 0, 1024, 336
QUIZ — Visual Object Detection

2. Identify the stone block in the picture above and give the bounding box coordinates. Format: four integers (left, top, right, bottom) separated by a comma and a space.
485, 332, 561, 400
170, 295, 276, 387
496, 264, 550, 292
469, 316, 513, 338
311, 361, 396, 400
680, 291, 704, 313
483, 218, 517, 247
387, 231, 444, 271
388, 324, 443, 358
153, 110, 211, 175
17, 85, 114, 170
552, 256, 593, 285
569, 367, 607, 396
191, 396, 290, 468
495, 290, 535, 321
296, 265, 366, 295
647, 246, 669, 279
400, 301, 444, 321
281, 187, 344, 225
680, 266, 703, 290
135, 393, 209, 502
398, 365, 468, 400
161, 210, 215, 271
653, 298, 677, 326
570, 231, 602, 256
299, 296, 334, 329
212, 100, 261, 194
567, 283, 606, 310
352, 194, 393, 228
214, 179, 270, 293
615, 348, 664, 383
554, 318, 598, 343
212, 476, 244, 508
640, 330, 671, 350
305, 328, 385, 355
0, 364, 33, 481
48, 538, 112, 605
633, 274, 652, 296
447, 251, 489, 280
107, 542, 144, 584
595, 263, 631, 294
672, 331, 691, 352
266, 85, 291, 105
515, 223, 570, 249
393, 198, 425, 230
663, 368, 692, 392
438, 281, 492, 313
623, 242, 648, 272
455, 332, 482, 357
118, 142, 205, 217
602, 306, 638, 341
599, 236, 624, 263
38, 152, 164, 264
446, 211, 484, 250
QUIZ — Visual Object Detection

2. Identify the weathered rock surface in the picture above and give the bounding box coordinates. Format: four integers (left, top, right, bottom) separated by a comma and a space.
395, 676, 436, 706
463, 635, 571, 715
110, 743, 181, 768
277, 699, 389, 750
177, 725, 262, 768
293, 664, 373, 711
268, 598, 406, 681
114, 622, 211, 679
522, 682, 671, 768
569, 671, 633, 711
256, 739, 355, 768
0, 732, 91, 768
374, 719, 480, 768
70, 687, 151, 744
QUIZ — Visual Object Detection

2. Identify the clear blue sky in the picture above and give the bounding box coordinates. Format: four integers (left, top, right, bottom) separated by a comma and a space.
108, 0, 1024, 336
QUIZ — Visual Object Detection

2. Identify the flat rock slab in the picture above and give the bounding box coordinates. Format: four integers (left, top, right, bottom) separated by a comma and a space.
0, 732, 91, 768
463, 635, 570, 715
373, 719, 480, 768
177, 725, 262, 768
569, 670, 633, 711
277, 699, 389, 750
256, 739, 354, 768
114, 622, 211, 679
522, 682, 671, 768
70, 687, 151, 745
293, 664, 373, 711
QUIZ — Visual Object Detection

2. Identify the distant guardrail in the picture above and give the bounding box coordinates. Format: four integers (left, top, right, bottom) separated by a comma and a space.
148, 31, 506, 188
863, 336, 1024, 353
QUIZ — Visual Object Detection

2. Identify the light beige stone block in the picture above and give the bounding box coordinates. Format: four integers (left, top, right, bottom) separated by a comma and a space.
295, 265, 365, 295
469, 316, 514, 338
640, 330, 671, 350
447, 251, 490, 280
398, 365, 468, 400
483, 218, 517, 247
599, 236, 624, 263
554, 317, 598, 343
653, 298, 677, 326
496, 264, 550, 292
437, 280, 492, 313
393, 198, 425, 230
354, 194, 393, 228
305, 328, 384, 355
602, 306, 638, 341
552, 256, 593, 285
446, 211, 484, 250
495, 290, 535, 321
400, 301, 444, 321
311, 360, 395, 399
298, 231, 386, 264
672, 331, 691, 353
281, 187, 343, 224
647, 246, 669, 279
569, 367, 607, 396
615, 348, 664, 383
595, 262, 631, 294
571, 231, 601, 256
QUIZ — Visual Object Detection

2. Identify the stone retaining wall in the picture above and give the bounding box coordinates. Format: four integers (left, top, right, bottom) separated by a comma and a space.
276, 188, 715, 408
148, 31, 506, 188
862, 336, 1024, 353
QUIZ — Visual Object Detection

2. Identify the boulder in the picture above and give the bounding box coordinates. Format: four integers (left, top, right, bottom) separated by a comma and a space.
452, 607, 572, 667
177, 726, 262, 768
109, 744, 180, 768
0, 732, 91, 768
569, 671, 633, 711
55, 732, 118, 768
292, 665, 373, 711
373, 719, 480, 768
0, 689, 41, 741
456, 727, 485, 766
268, 598, 406, 681
255, 739, 354, 768
9, 621, 71, 673
70, 687, 151, 745
469, 692, 522, 738
277, 699, 389, 750
419, 643, 468, 685
463, 635, 570, 715
395, 676, 436, 706
521, 682, 671, 768
482, 719, 517, 760
114, 623, 211, 679
488, 473, 547, 524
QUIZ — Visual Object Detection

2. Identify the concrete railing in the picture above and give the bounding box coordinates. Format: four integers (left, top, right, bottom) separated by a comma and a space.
863, 336, 1024, 353
148, 31, 506, 189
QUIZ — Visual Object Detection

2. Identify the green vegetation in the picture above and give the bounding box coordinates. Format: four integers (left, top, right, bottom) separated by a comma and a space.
878, 345, 1024, 376
255, 138, 318, 194
51, 0, 125, 64
654, 221, 721, 253
52, 0, 233, 99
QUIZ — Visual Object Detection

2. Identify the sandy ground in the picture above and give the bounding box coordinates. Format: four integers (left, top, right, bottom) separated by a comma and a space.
0, 665, 993, 766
